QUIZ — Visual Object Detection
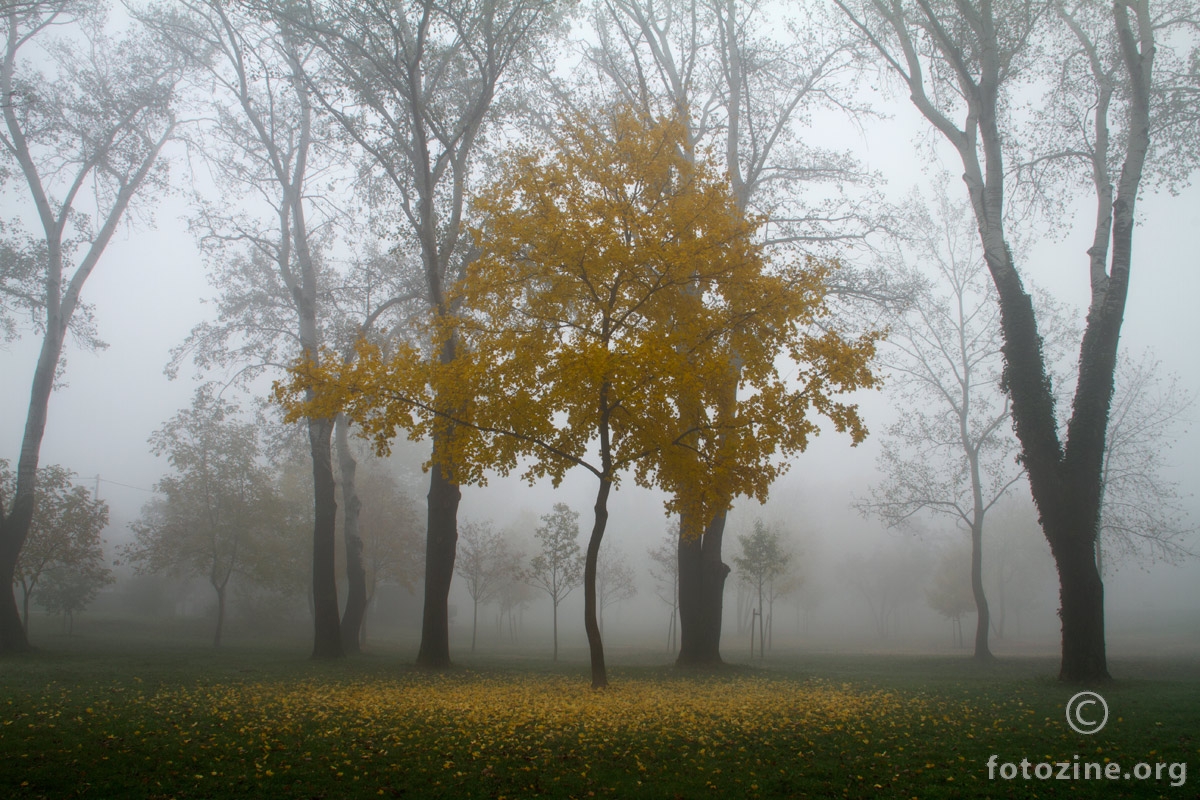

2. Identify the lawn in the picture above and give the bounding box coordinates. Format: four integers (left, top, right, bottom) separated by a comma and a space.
1, 642, 1195, 798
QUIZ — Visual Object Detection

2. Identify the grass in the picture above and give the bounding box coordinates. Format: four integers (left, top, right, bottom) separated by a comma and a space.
1, 640, 1196, 799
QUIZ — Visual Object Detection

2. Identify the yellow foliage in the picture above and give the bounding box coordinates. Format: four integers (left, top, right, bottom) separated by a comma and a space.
275, 107, 880, 524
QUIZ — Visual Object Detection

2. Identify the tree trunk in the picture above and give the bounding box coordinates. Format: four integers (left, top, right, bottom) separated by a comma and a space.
336, 415, 367, 653
213, 583, 226, 648
676, 513, 704, 664
416, 459, 460, 669
678, 510, 731, 665
309, 416, 343, 659
584, 478, 612, 689
0, 327, 66, 653
970, 523, 992, 661
551, 598, 558, 662
1049, 519, 1109, 682
471, 595, 478, 654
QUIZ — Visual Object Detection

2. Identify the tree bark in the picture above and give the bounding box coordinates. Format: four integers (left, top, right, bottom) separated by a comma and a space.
1052, 525, 1107, 682
309, 416, 343, 659
677, 511, 730, 666
969, 522, 992, 661
584, 478, 611, 689
336, 415, 367, 653
416, 458, 460, 669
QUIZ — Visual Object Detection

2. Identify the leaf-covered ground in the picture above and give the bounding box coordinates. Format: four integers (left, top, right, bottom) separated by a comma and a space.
2, 647, 1195, 798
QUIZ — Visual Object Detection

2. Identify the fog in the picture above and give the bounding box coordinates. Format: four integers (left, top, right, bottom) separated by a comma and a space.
2, 0, 1198, 669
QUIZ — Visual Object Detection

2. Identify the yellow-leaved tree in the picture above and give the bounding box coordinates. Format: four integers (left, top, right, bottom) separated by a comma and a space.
278, 108, 879, 687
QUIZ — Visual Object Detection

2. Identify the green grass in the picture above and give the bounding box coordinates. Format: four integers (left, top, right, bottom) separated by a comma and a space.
1, 641, 1196, 799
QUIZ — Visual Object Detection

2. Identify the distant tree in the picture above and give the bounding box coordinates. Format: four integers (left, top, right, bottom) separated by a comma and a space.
456, 520, 519, 653
0, 0, 186, 653
526, 504, 585, 663
838, 544, 930, 640
352, 459, 423, 644
595, 540, 637, 637
125, 388, 279, 647
1, 462, 109, 636
926, 544, 975, 648
647, 523, 680, 652
733, 520, 789, 658
36, 558, 113, 635
1097, 352, 1196, 571
856, 189, 1026, 661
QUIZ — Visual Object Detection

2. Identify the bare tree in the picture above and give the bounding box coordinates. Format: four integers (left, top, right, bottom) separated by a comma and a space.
455, 519, 519, 653
1097, 351, 1196, 570
595, 539, 637, 637
856, 189, 1025, 661
526, 503, 584, 662
0, 1, 185, 652
834, 0, 1198, 682
139, 0, 356, 657
275, 0, 563, 669
646, 523, 680, 652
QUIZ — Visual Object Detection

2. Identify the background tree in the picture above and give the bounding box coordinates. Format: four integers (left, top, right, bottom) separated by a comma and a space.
0, 0, 185, 652
926, 543, 975, 648
646, 524, 679, 652
282, 108, 878, 687
838, 543, 930, 640
144, 0, 351, 658
125, 388, 280, 648
1, 462, 109, 635
1096, 351, 1196, 571
834, 0, 1197, 682
275, 0, 563, 670
36, 556, 113, 635
526, 503, 584, 663
856, 190, 1025, 661
733, 520, 788, 658
595, 539, 637, 637
455, 519, 518, 653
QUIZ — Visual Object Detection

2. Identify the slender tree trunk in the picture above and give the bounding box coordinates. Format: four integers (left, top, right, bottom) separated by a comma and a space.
417, 458, 460, 669
552, 598, 558, 662
471, 595, 478, 654
213, 583, 226, 648
20, 582, 31, 636
309, 416, 343, 659
584, 478, 611, 689
336, 415, 367, 653
970, 523, 992, 661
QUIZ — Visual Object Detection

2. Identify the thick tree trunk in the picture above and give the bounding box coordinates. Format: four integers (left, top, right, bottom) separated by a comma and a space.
309, 416, 343, 659
335, 415, 367, 653
416, 459, 460, 669
584, 478, 611, 689
1049, 518, 1109, 682
969, 524, 992, 661
677, 511, 730, 665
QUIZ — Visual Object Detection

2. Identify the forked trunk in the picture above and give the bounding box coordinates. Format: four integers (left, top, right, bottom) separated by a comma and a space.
417, 459, 460, 669
584, 478, 611, 689
336, 415, 367, 653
